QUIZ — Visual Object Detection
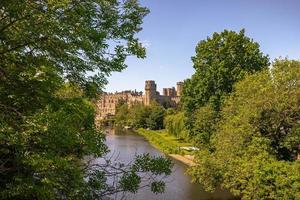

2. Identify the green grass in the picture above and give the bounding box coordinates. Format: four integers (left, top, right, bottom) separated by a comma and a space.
136, 129, 193, 155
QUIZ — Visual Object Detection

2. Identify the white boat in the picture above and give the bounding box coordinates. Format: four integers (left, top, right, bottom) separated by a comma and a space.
180, 146, 199, 151
124, 126, 132, 130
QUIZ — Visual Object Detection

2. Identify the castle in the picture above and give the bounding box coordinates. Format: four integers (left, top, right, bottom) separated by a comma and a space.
95, 80, 183, 120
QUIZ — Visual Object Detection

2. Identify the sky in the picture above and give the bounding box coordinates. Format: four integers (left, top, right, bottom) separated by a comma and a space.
105, 0, 300, 93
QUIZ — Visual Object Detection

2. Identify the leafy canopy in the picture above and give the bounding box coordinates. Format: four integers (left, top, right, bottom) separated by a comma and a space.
188, 59, 300, 199
0, 0, 149, 97
181, 29, 269, 141
0, 1, 173, 199
115, 101, 166, 130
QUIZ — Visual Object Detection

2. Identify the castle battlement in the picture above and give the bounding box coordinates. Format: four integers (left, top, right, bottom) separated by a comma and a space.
95, 80, 182, 120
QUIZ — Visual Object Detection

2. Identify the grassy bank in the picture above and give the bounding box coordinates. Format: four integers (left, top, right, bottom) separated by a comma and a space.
136, 129, 193, 155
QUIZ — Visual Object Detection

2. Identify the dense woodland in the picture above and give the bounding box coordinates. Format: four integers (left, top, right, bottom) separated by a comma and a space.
1, 1, 299, 200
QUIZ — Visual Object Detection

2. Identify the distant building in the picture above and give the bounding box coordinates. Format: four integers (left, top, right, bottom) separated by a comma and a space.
95, 80, 183, 121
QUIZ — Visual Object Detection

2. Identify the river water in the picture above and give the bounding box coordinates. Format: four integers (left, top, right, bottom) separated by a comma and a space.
97, 128, 234, 200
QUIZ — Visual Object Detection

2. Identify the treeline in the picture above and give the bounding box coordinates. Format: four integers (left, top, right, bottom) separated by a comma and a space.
115, 101, 165, 130
114, 101, 189, 139
176, 30, 300, 199
114, 100, 189, 138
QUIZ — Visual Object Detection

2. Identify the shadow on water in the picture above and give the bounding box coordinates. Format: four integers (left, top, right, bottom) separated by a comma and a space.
97, 128, 236, 200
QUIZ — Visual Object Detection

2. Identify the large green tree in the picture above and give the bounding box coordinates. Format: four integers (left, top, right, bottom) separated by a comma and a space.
164, 112, 187, 139
146, 102, 165, 130
189, 59, 300, 199
182, 29, 269, 142
0, 1, 173, 199
114, 101, 129, 127
115, 101, 165, 130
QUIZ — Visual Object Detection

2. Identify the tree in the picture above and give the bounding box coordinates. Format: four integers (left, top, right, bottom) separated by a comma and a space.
188, 59, 300, 199
0, 0, 149, 97
0, 1, 173, 199
115, 101, 129, 127
181, 29, 269, 140
127, 103, 150, 128
164, 112, 188, 139
114, 101, 166, 130
146, 102, 165, 130
191, 104, 218, 148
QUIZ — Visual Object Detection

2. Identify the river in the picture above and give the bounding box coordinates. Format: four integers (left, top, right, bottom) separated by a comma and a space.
96, 128, 234, 200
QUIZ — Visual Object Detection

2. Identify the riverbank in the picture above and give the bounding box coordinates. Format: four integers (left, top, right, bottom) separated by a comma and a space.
169, 154, 195, 166
136, 129, 196, 166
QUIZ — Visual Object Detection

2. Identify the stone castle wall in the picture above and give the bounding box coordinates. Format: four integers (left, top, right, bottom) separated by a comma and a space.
95, 80, 183, 121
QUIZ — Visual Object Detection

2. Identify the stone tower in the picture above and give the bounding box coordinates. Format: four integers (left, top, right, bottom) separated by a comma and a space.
163, 88, 168, 96
144, 80, 157, 105
176, 82, 183, 96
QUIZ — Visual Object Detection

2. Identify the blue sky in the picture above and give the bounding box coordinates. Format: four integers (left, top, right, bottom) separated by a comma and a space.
105, 0, 300, 93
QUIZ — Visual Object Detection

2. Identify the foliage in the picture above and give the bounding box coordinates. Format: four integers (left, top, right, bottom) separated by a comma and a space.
128, 103, 151, 128
165, 108, 176, 115
1, 85, 107, 199
164, 112, 188, 139
83, 153, 173, 198
188, 59, 300, 199
0, 0, 149, 97
115, 102, 129, 127
115, 101, 165, 130
146, 102, 165, 130
0, 1, 173, 199
182, 29, 270, 138
191, 104, 219, 148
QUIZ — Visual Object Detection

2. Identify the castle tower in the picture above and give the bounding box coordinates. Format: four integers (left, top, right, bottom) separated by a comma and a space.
176, 82, 183, 96
170, 87, 176, 97
144, 80, 157, 105
163, 88, 168, 96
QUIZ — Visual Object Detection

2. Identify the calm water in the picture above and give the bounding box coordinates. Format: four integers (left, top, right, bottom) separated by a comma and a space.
95, 128, 234, 200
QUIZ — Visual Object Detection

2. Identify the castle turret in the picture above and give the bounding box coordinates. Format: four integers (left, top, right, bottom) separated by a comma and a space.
163, 87, 176, 97
163, 88, 168, 96
144, 80, 157, 105
176, 82, 183, 96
